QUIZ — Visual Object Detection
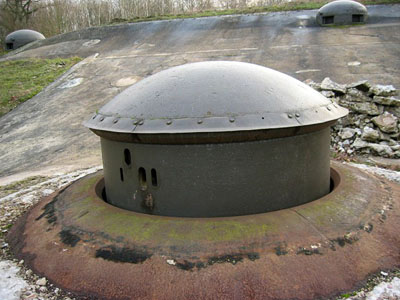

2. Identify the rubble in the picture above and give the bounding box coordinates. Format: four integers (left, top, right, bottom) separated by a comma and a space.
369, 84, 397, 97
372, 112, 398, 133
373, 96, 400, 107
361, 127, 380, 142
321, 77, 346, 94
305, 78, 400, 159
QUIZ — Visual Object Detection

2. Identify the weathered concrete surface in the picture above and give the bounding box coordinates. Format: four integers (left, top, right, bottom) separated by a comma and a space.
0, 5, 399, 182
6, 162, 400, 299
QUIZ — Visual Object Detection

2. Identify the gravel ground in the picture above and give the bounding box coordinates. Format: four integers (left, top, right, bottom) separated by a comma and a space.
0, 166, 101, 300
0, 163, 399, 300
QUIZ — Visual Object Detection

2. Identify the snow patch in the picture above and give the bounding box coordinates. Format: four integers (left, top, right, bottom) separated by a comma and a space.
0, 260, 29, 300
0, 166, 102, 204
348, 163, 400, 183
366, 277, 400, 300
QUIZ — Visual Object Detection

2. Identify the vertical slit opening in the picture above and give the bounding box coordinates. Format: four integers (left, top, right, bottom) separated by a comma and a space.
6, 43, 13, 50
120, 168, 124, 182
151, 169, 158, 187
124, 149, 131, 165
139, 167, 147, 190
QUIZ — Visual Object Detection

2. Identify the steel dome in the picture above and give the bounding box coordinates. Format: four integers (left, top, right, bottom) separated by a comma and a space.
85, 61, 347, 143
5, 29, 45, 50
317, 0, 368, 26
318, 0, 367, 16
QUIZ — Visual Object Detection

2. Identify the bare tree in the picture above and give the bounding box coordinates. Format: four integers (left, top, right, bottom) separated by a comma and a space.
3, 0, 40, 24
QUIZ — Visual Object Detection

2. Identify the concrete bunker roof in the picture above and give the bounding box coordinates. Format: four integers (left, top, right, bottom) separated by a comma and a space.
5, 29, 45, 44
318, 0, 368, 16
85, 61, 347, 143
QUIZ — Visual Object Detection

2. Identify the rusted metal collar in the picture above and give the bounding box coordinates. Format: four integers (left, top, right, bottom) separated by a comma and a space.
7, 161, 400, 299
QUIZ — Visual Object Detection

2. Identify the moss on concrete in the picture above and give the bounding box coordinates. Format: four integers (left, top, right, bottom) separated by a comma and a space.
55, 162, 384, 248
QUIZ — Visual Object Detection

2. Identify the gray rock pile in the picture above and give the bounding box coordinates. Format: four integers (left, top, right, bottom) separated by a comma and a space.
305, 78, 400, 158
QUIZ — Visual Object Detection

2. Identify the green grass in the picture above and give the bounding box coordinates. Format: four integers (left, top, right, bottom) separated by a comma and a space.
109, 0, 400, 24
0, 57, 82, 117
338, 291, 357, 299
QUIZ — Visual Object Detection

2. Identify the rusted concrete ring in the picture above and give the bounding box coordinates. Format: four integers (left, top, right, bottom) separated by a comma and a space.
7, 161, 400, 299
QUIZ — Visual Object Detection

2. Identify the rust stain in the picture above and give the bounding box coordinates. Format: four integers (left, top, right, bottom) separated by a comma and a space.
6, 161, 400, 300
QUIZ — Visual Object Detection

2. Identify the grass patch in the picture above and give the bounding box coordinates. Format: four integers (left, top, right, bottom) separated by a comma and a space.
0, 175, 48, 198
0, 57, 82, 117
109, 0, 400, 24
338, 291, 357, 299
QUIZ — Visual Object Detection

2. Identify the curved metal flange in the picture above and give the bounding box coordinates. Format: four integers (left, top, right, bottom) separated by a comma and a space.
7, 161, 400, 300
84, 61, 348, 143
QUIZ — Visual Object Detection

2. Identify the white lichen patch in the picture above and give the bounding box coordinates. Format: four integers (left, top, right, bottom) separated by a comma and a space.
58, 77, 83, 89
82, 39, 101, 47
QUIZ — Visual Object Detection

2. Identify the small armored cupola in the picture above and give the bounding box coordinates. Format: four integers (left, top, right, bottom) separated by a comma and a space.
316, 0, 368, 26
85, 61, 348, 217
5, 29, 45, 50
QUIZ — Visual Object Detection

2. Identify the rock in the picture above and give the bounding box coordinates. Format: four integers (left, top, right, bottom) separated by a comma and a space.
368, 143, 393, 157
338, 127, 356, 139
39, 286, 47, 293
369, 84, 397, 96
378, 132, 392, 141
361, 127, 380, 142
347, 80, 371, 92
372, 112, 398, 133
342, 139, 351, 146
373, 96, 400, 106
346, 88, 371, 102
303, 79, 321, 90
352, 138, 369, 149
321, 77, 346, 94
166, 259, 176, 265
25, 269, 33, 276
384, 106, 400, 119
391, 145, 400, 151
321, 90, 335, 98
36, 277, 47, 286
336, 114, 359, 127
348, 102, 380, 116
331, 97, 340, 105
395, 150, 400, 158
390, 132, 400, 139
